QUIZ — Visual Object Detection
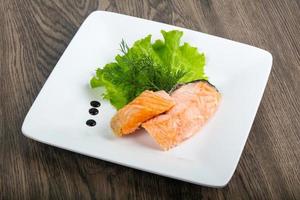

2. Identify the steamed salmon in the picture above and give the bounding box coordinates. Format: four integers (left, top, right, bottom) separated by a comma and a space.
111, 90, 175, 136
142, 81, 221, 150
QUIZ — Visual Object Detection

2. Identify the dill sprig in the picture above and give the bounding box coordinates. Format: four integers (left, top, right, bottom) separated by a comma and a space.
116, 41, 187, 101
120, 39, 129, 54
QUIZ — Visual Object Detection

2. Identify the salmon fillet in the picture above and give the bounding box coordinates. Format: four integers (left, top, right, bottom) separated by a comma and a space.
142, 81, 221, 150
111, 90, 175, 136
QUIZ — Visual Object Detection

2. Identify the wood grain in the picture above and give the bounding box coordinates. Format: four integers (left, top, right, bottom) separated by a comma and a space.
0, 0, 299, 199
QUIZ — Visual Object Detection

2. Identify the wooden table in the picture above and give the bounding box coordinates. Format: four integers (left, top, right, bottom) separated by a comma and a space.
1, 0, 299, 199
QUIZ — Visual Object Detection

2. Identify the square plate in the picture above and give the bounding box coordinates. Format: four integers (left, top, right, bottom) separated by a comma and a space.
22, 11, 272, 187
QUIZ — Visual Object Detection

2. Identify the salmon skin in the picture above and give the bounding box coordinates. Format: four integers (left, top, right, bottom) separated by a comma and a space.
111, 90, 175, 136
142, 80, 221, 150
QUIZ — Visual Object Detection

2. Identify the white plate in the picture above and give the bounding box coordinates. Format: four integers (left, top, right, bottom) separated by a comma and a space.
22, 11, 272, 187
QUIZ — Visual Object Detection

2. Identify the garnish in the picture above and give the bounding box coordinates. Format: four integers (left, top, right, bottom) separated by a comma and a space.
90, 30, 206, 109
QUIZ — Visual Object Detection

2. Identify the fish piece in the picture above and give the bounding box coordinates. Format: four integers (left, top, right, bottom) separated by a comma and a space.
111, 90, 175, 136
142, 81, 221, 150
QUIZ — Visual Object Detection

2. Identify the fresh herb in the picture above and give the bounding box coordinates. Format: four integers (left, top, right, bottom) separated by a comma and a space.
90, 30, 206, 109
119, 39, 129, 54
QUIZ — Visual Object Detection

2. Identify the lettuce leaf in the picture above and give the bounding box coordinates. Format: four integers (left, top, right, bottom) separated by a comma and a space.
90, 30, 206, 109
152, 30, 206, 82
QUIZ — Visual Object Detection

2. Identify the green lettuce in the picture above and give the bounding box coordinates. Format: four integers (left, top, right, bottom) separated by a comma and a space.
90, 30, 207, 109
